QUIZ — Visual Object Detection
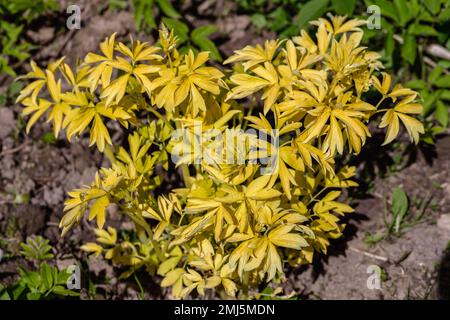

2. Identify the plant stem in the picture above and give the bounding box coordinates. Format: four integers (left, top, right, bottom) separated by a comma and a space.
175, 121, 192, 187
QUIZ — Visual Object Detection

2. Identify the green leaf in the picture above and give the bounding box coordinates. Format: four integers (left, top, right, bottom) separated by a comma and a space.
406, 79, 426, 90
423, 91, 441, 116
418, 9, 434, 22
408, 0, 421, 17
393, 0, 412, 25
191, 25, 222, 61
268, 8, 290, 32
11, 284, 26, 300
440, 90, 450, 101
57, 268, 71, 284
108, 0, 128, 10
383, 31, 395, 68
133, 0, 155, 30
401, 33, 417, 65
429, 66, 444, 84
18, 267, 40, 289
366, 0, 397, 21
40, 263, 54, 290
363, 232, 386, 245
409, 24, 439, 37
435, 100, 449, 127
14, 193, 30, 204
438, 60, 450, 69
8, 81, 23, 97
391, 187, 409, 233
41, 132, 57, 144
0, 284, 11, 300
434, 75, 450, 88
251, 13, 267, 29
297, 0, 330, 31
438, 6, 450, 22
332, 0, 356, 15
143, 8, 157, 30
190, 25, 218, 41
422, 0, 442, 15
156, 0, 180, 19
20, 235, 54, 261
26, 292, 41, 300
52, 285, 80, 297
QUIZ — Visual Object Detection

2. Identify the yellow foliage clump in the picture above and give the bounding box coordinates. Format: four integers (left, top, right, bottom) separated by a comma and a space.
19, 16, 423, 299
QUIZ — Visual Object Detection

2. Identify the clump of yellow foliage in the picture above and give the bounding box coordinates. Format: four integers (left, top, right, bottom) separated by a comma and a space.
18, 15, 424, 298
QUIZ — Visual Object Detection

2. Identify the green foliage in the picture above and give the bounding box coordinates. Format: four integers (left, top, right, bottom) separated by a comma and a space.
131, 0, 180, 31
364, 187, 410, 245
20, 235, 54, 262
364, 0, 450, 134
0, 236, 79, 300
0, 263, 79, 300
407, 67, 450, 133
0, 0, 59, 76
40, 132, 57, 144
364, 0, 449, 66
162, 19, 222, 61
235, 0, 450, 142
0, 81, 23, 107
331, 0, 356, 15
390, 187, 409, 234
109, 0, 222, 61
235, 0, 358, 37
364, 186, 433, 245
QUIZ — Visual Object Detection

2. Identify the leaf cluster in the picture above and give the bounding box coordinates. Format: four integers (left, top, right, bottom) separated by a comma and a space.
0, 236, 79, 300
0, 0, 59, 76
19, 15, 424, 299
109, 0, 222, 61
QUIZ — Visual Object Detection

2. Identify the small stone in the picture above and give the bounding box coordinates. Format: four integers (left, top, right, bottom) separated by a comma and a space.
0, 107, 15, 139
26, 27, 55, 44
56, 258, 78, 270
437, 214, 450, 232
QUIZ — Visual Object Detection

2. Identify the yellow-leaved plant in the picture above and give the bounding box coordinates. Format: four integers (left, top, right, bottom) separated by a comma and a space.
18, 16, 424, 299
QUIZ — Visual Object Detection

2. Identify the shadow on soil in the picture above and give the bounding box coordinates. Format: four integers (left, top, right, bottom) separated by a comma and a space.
438, 248, 450, 300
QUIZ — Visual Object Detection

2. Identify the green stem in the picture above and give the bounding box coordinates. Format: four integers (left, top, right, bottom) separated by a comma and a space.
147, 106, 173, 129
175, 121, 192, 188
306, 187, 328, 206
241, 272, 249, 299
129, 213, 165, 262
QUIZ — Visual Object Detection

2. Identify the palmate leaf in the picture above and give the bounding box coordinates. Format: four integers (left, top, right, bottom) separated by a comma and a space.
20, 236, 54, 261
16, 263, 79, 299
373, 74, 424, 145
379, 106, 424, 145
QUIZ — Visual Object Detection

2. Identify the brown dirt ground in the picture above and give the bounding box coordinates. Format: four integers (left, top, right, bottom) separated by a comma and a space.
1, 0, 449, 300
